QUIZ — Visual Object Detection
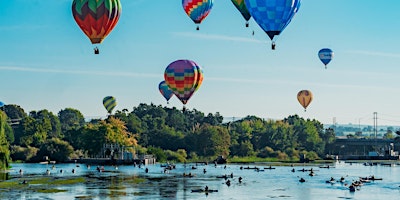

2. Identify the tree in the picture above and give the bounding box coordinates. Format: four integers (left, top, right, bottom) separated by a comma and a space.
104, 117, 137, 147
58, 108, 85, 134
35, 138, 74, 162
59, 108, 86, 148
33, 110, 62, 139
2, 104, 27, 145
148, 126, 184, 151
80, 123, 105, 157
165, 107, 185, 131
79, 117, 137, 157
188, 124, 230, 157
0, 111, 11, 169
2, 104, 27, 120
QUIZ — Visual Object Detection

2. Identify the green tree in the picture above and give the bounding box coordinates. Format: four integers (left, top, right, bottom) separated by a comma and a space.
35, 138, 74, 162
188, 124, 230, 157
165, 107, 186, 131
33, 110, 62, 139
79, 117, 137, 157
2, 104, 27, 145
148, 126, 184, 151
80, 123, 105, 156
0, 111, 11, 169
147, 146, 167, 162
58, 108, 85, 134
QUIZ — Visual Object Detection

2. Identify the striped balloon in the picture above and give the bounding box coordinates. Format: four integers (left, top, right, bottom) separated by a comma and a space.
72, 0, 122, 44
103, 96, 117, 114
164, 60, 202, 105
159, 81, 174, 103
297, 90, 313, 111
193, 65, 203, 92
182, 0, 214, 29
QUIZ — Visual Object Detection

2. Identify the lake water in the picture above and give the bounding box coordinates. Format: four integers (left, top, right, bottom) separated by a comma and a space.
2, 161, 400, 199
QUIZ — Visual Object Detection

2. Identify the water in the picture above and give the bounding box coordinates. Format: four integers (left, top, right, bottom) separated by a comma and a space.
2, 161, 400, 199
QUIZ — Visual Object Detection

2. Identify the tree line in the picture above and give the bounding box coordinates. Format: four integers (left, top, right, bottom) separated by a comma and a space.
0, 103, 336, 169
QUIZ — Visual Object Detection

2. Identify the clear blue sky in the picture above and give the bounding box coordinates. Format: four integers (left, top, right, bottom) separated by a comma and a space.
1, 0, 400, 126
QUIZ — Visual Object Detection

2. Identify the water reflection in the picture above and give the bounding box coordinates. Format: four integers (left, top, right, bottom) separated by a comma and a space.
1, 162, 399, 199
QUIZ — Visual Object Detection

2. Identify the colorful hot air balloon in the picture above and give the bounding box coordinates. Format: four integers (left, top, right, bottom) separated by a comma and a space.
164, 59, 203, 105
232, 0, 251, 27
72, 0, 122, 54
318, 48, 334, 69
193, 65, 204, 92
159, 81, 174, 104
182, 0, 214, 30
103, 96, 117, 114
297, 90, 313, 111
231, 0, 251, 27
244, 0, 301, 49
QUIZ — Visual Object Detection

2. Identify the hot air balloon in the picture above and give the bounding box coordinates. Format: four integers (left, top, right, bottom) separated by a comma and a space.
72, 0, 122, 54
193, 65, 204, 92
164, 59, 203, 106
182, 0, 214, 30
244, 0, 301, 50
297, 90, 313, 111
231, 0, 251, 27
159, 81, 174, 104
318, 48, 334, 69
103, 96, 117, 114
0, 101, 4, 108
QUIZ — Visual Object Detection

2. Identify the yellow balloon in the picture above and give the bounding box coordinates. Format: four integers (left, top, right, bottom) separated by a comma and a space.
297, 90, 313, 111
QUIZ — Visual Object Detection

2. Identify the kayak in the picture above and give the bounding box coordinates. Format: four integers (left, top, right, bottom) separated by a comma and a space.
191, 189, 218, 193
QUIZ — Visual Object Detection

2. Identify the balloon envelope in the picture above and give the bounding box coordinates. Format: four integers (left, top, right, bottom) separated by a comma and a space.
103, 96, 117, 114
297, 90, 313, 110
182, 0, 214, 24
0, 101, 4, 108
231, 0, 251, 22
244, 0, 301, 40
159, 81, 174, 102
318, 48, 334, 67
164, 59, 202, 105
193, 65, 204, 92
72, 0, 122, 44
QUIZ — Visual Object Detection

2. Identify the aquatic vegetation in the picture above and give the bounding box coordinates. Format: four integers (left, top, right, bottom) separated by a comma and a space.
35, 188, 67, 193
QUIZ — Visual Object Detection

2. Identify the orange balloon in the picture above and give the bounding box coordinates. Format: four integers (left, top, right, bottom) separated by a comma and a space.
297, 90, 313, 111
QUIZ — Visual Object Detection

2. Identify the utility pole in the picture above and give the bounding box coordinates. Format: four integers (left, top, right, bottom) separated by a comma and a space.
333, 117, 336, 133
373, 112, 378, 138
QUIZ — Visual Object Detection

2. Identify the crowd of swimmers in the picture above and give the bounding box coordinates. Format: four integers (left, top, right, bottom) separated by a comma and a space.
16, 162, 393, 193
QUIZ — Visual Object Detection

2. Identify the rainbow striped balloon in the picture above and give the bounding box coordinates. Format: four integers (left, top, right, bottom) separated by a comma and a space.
164, 60, 203, 105
72, 0, 122, 44
182, 0, 214, 29
103, 96, 117, 114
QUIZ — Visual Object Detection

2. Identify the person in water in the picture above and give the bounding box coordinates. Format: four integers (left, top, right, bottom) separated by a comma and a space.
226, 180, 231, 186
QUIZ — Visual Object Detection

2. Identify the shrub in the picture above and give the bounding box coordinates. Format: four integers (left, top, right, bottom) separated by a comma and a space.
10, 145, 39, 161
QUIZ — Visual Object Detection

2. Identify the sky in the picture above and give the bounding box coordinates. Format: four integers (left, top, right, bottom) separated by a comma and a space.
1, 0, 400, 126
